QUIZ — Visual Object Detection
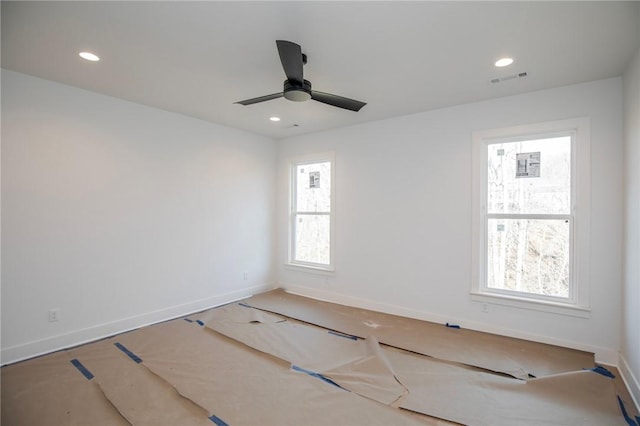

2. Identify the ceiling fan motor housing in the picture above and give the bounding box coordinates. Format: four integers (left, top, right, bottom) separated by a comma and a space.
284, 79, 312, 102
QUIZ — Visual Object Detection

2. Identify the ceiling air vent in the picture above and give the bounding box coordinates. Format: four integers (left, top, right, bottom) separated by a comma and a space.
491, 72, 528, 84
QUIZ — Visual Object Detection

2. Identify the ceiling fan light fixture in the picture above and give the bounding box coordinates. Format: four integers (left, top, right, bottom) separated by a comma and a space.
283, 79, 312, 102
284, 90, 311, 102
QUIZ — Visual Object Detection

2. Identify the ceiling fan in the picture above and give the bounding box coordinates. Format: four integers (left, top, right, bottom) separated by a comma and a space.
235, 40, 366, 112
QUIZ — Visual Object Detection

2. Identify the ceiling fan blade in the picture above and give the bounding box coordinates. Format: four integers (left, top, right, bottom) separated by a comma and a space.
311, 91, 367, 112
235, 92, 283, 106
276, 40, 304, 84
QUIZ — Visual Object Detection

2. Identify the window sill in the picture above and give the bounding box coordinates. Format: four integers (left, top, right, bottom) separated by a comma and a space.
470, 292, 590, 318
285, 263, 335, 276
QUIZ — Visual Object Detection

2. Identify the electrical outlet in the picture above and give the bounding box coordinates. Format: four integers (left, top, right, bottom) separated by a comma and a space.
243, 271, 248, 281
481, 304, 489, 314
48, 309, 60, 322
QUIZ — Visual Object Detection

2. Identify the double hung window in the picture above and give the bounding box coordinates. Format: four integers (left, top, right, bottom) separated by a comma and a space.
289, 153, 334, 270
472, 119, 590, 315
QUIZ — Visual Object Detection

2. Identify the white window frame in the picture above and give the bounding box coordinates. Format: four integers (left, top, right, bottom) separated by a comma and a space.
287, 152, 335, 272
471, 118, 590, 317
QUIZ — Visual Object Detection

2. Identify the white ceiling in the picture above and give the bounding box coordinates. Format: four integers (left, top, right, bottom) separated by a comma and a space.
2, 1, 639, 140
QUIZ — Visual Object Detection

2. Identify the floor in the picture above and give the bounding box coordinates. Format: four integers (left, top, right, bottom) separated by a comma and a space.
2, 289, 638, 425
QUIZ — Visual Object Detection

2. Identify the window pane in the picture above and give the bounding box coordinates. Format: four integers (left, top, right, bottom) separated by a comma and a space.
487, 136, 571, 215
487, 218, 570, 298
295, 214, 330, 265
296, 162, 331, 213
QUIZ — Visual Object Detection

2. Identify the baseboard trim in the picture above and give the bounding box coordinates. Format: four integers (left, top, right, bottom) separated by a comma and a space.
1, 283, 275, 366
618, 353, 640, 412
280, 283, 618, 365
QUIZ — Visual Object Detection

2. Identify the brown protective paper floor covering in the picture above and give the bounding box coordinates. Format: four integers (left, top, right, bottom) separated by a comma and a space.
67, 338, 213, 425
3, 289, 636, 426
1, 350, 129, 426
2, 317, 437, 426
242, 289, 595, 379
115, 317, 434, 425
202, 302, 629, 425
204, 303, 408, 405
386, 346, 624, 425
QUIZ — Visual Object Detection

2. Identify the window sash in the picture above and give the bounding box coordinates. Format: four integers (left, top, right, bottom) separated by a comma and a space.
292, 213, 331, 266
482, 215, 575, 303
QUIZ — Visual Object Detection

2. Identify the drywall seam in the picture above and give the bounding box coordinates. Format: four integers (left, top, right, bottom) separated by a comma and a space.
0, 283, 275, 365
281, 282, 618, 365
619, 353, 640, 412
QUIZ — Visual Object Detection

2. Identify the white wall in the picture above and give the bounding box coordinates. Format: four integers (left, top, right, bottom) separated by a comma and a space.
1, 70, 277, 364
622, 47, 640, 407
1, 67, 628, 371
277, 77, 623, 363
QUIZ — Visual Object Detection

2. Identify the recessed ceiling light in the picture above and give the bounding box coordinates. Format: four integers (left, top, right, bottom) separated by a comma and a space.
495, 57, 514, 67
269, 116, 281, 122
79, 51, 100, 62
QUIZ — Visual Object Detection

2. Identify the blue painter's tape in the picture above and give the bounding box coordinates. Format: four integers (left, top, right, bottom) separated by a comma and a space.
70, 358, 94, 380
209, 415, 229, 426
114, 342, 142, 364
617, 395, 639, 426
196, 320, 205, 326
587, 365, 615, 379
446, 322, 461, 329
291, 365, 345, 390
183, 318, 194, 323
328, 330, 358, 341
